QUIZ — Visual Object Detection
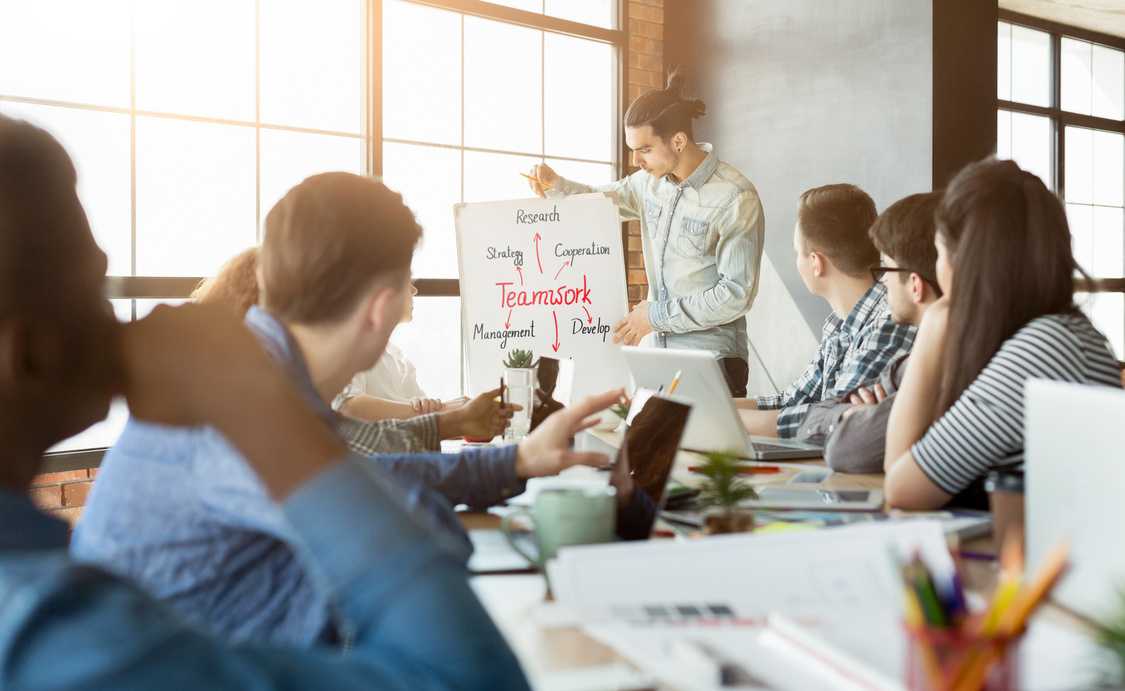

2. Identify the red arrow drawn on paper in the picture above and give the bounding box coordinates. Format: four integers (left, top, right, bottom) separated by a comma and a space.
582, 306, 593, 324
534, 233, 543, 274
551, 310, 560, 352
515, 265, 524, 286
554, 260, 570, 280
505, 309, 513, 329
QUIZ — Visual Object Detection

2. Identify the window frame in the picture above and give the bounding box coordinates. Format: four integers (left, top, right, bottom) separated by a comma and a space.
4, 0, 627, 467
997, 10, 1125, 202
997, 10, 1125, 344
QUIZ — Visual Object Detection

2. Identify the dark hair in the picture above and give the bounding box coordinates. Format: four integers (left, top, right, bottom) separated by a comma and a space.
260, 173, 421, 324
797, 183, 879, 277
0, 114, 81, 317
868, 192, 943, 296
936, 157, 1079, 414
623, 67, 706, 140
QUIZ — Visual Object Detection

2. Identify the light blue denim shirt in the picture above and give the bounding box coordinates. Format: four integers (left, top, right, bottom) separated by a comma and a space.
73, 307, 525, 647
547, 143, 765, 360
0, 461, 529, 690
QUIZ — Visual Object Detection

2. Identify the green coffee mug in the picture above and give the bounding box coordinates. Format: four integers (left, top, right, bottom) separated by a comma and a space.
501, 486, 617, 568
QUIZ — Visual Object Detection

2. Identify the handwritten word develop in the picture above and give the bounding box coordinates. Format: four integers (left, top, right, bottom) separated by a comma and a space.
572, 316, 611, 342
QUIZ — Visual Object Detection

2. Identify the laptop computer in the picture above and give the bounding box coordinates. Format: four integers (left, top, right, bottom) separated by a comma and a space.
622, 346, 823, 460
1026, 379, 1125, 623
610, 392, 692, 540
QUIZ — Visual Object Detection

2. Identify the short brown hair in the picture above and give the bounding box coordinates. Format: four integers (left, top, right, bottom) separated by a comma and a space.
868, 192, 942, 295
192, 247, 260, 316
260, 173, 421, 324
797, 184, 879, 277
624, 67, 706, 140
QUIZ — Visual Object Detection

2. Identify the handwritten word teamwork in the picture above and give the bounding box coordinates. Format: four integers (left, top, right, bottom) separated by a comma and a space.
496, 275, 593, 308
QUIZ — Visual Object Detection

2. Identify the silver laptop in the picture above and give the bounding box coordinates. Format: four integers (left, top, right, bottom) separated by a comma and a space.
1026, 379, 1125, 623
621, 346, 823, 461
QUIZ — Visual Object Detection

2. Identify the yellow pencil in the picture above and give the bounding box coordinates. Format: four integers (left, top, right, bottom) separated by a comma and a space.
953, 542, 1069, 691
667, 370, 683, 395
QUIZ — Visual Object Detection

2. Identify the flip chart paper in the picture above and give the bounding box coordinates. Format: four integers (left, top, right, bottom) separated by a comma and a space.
454, 195, 629, 399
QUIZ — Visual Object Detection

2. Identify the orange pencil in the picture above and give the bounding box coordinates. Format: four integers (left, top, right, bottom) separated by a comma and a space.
1000, 541, 1069, 635
952, 542, 1069, 691
519, 172, 552, 190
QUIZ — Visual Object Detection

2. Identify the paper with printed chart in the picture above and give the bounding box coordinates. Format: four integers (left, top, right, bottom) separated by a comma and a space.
548, 522, 954, 691
454, 195, 629, 399
549, 520, 954, 625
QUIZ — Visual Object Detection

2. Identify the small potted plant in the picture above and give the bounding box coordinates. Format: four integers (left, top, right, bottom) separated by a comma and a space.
694, 450, 759, 534
502, 349, 536, 441
605, 396, 631, 432
503, 348, 535, 370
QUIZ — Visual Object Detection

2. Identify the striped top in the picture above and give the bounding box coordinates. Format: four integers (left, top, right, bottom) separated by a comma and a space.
913, 311, 1122, 495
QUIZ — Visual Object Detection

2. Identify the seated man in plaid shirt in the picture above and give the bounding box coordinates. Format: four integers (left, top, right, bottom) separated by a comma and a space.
736, 184, 916, 440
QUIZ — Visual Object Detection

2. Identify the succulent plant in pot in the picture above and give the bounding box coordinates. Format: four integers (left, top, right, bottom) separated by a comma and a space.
694, 450, 759, 534
503, 349, 535, 369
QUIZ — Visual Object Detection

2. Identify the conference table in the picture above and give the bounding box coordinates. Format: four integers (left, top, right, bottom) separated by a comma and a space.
460, 429, 985, 688
460, 430, 1110, 689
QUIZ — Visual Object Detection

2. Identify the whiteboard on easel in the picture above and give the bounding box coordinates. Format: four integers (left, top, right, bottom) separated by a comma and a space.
454, 195, 629, 400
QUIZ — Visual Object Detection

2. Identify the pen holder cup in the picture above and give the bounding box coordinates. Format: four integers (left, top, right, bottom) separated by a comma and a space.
904, 624, 1020, 691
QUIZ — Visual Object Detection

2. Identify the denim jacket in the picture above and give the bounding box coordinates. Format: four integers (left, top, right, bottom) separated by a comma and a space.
1, 463, 528, 690
547, 143, 765, 360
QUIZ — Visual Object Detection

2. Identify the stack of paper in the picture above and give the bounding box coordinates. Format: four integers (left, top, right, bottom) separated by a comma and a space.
545, 521, 955, 690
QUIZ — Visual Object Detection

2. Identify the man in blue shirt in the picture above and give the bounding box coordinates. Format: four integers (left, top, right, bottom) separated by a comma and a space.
0, 112, 607, 688
74, 172, 618, 646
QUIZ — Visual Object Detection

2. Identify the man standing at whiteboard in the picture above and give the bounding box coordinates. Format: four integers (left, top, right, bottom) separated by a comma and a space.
527, 69, 764, 396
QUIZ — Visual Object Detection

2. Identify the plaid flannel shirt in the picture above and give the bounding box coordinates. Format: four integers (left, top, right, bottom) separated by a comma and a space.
337, 413, 441, 455
755, 282, 915, 438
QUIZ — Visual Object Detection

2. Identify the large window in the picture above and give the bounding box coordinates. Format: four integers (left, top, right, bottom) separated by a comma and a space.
0, 0, 623, 456
998, 14, 1125, 358
380, 0, 619, 397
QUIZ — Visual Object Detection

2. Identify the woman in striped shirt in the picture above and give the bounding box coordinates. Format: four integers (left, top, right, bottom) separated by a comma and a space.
883, 158, 1122, 509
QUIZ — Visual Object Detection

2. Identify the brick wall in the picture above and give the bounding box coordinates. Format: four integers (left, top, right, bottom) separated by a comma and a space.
626, 0, 663, 307
29, 468, 97, 529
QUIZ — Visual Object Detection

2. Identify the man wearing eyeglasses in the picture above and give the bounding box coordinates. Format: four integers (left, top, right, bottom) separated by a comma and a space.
796, 192, 943, 473
737, 184, 916, 439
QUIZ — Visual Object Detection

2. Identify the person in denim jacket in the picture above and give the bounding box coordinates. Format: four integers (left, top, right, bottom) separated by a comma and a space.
528, 69, 764, 396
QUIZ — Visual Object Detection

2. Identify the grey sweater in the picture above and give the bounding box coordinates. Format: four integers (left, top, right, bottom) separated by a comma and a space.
795, 353, 909, 474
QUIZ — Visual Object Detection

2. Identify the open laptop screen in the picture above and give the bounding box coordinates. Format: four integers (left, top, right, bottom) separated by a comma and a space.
609, 393, 691, 540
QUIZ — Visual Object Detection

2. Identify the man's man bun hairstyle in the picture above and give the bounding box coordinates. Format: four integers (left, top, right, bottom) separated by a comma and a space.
624, 66, 706, 140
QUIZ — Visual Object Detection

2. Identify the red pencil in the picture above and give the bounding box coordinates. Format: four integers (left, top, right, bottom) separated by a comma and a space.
688, 465, 781, 475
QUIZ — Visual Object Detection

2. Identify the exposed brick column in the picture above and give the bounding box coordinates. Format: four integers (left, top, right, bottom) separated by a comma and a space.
625, 0, 663, 307
29, 468, 98, 530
